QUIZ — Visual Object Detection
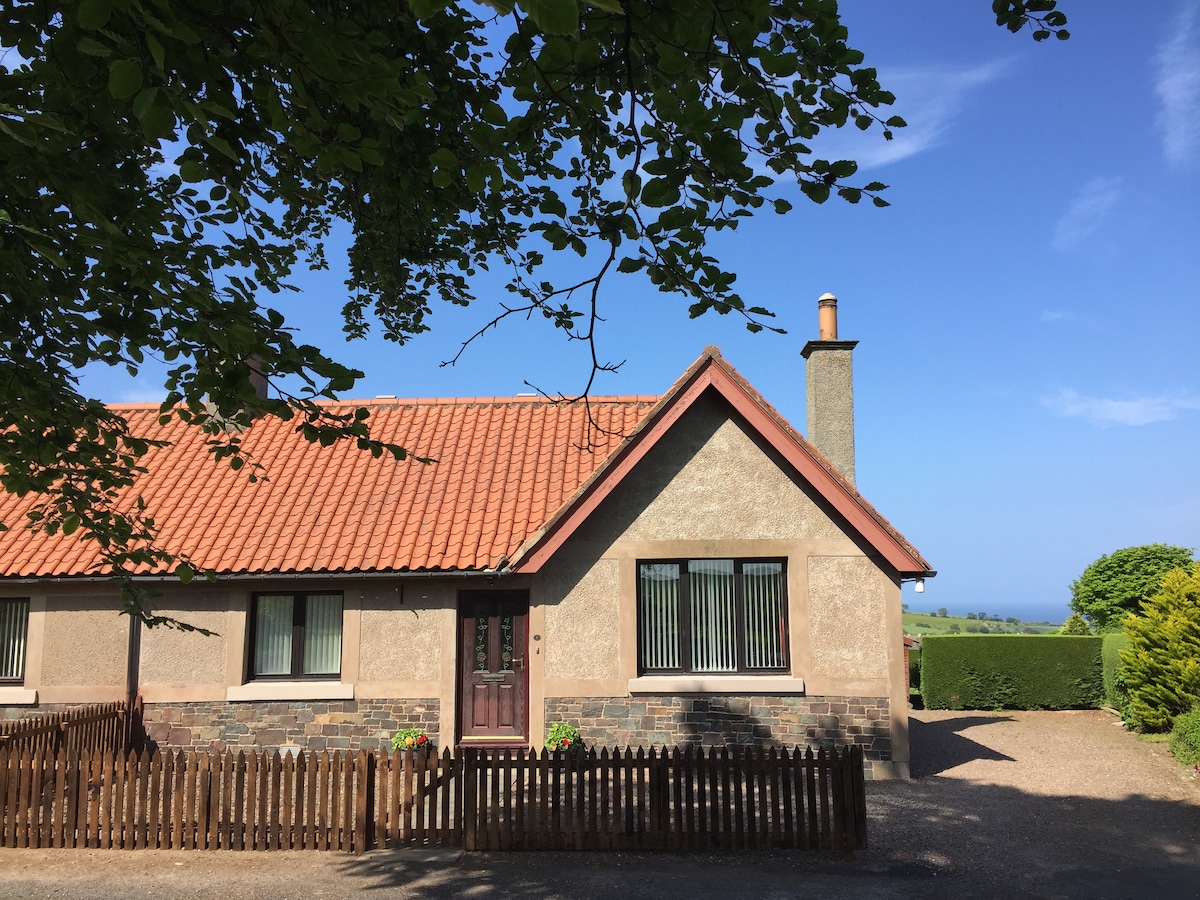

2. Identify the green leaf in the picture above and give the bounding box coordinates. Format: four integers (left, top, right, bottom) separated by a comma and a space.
408, 0, 452, 18
77, 0, 112, 30
179, 159, 206, 182
76, 36, 111, 57
61, 514, 80, 536
641, 178, 681, 208
480, 102, 508, 126
107, 60, 143, 100
521, 0, 579, 35
176, 562, 195, 584
429, 147, 458, 170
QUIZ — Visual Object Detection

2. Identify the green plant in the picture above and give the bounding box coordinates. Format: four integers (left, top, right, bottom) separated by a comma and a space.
920, 635, 1103, 710
1071, 545, 1196, 630
391, 727, 432, 751
545, 723, 582, 751
1168, 709, 1200, 767
1059, 612, 1092, 635
1101, 632, 1129, 710
1121, 567, 1200, 732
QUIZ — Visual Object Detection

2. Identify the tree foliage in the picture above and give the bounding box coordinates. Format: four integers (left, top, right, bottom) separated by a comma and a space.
1120, 567, 1200, 732
1070, 545, 1196, 631
0, 0, 1068, 624
1059, 612, 1092, 636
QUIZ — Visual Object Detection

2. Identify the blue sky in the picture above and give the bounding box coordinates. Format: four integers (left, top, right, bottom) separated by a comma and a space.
82, 1, 1199, 624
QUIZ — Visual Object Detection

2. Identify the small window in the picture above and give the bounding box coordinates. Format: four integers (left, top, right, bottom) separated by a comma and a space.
0, 597, 30, 684
249, 592, 343, 680
638, 560, 788, 674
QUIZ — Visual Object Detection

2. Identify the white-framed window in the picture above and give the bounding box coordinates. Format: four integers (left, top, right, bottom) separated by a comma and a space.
638, 559, 788, 674
0, 597, 29, 684
248, 592, 343, 680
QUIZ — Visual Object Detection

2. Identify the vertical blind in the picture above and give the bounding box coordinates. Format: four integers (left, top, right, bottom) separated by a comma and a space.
639, 563, 681, 669
0, 598, 29, 682
303, 593, 343, 675
689, 559, 737, 672
743, 562, 786, 669
638, 560, 788, 673
254, 594, 294, 676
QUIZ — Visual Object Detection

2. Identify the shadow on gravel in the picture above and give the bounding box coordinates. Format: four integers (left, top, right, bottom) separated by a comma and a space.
328, 771, 1200, 898
909, 715, 1016, 777
866, 777, 1200, 898
324, 782, 1200, 899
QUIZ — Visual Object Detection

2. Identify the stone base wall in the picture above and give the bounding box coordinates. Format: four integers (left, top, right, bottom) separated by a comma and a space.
1, 703, 80, 723
544, 695, 892, 778
141, 699, 439, 754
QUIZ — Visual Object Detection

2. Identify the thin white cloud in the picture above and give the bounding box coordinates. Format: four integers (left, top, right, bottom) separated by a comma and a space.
1051, 177, 1123, 251
1155, 4, 1200, 168
1042, 388, 1200, 427
1039, 310, 1074, 323
809, 60, 1010, 169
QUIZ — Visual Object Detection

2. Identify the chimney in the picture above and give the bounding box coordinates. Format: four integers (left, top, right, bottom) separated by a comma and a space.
801, 293, 858, 485
245, 355, 269, 419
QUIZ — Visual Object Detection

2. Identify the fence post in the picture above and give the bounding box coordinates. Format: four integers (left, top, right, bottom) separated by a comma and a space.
462, 748, 477, 851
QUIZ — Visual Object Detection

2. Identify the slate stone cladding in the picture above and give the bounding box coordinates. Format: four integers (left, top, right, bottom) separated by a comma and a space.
140, 699, 439, 753
544, 695, 891, 777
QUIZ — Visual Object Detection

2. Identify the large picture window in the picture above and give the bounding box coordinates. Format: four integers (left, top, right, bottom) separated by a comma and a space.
0, 597, 29, 683
638, 560, 788, 674
250, 592, 343, 680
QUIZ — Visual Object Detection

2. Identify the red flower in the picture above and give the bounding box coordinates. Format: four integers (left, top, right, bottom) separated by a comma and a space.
417, 735, 428, 744
561, 738, 571, 748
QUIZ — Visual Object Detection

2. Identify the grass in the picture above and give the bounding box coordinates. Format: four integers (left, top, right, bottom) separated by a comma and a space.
903, 611, 1061, 636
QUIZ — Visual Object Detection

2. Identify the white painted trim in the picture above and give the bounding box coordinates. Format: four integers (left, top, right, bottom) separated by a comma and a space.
0, 688, 38, 706
627, 676, 805, 695
225, 682, 354, 702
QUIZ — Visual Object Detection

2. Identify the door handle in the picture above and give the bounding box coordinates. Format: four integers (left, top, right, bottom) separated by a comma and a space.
511, 657, 525, 671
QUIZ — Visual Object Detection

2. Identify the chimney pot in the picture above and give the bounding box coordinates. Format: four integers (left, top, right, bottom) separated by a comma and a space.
817, 293, 838, 340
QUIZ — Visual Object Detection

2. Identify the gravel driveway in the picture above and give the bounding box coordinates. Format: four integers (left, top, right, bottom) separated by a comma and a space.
2, 708, 1198, 899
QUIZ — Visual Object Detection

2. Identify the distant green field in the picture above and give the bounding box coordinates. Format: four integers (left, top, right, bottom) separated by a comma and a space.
902, 611, 1060, 636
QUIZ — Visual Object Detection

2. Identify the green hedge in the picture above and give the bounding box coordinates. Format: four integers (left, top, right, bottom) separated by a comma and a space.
921, 635, 1103, 710
1101, 632, 1129, 709
1169, 709, 1200, 767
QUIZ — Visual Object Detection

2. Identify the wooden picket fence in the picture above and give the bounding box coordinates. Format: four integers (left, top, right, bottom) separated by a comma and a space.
0, 743, 865, 855
462, 744, 866, 853
0, 700, 142, 758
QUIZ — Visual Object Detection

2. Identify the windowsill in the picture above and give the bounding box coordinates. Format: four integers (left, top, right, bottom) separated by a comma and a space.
226, 682, 354, 702
628, 675, 805, 695
0, 687, 38, 706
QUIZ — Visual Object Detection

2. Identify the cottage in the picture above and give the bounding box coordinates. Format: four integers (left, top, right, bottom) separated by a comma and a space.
0, 296, 932, 778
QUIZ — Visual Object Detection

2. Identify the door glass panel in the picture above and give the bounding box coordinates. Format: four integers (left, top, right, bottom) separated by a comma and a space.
500, 613, 514, 671
474, 615, 489, 672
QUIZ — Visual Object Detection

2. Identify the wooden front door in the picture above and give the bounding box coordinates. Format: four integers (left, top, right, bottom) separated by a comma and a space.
457, 591, 529, 745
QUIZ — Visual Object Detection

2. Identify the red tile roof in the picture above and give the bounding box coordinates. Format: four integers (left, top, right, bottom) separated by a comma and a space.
0, 348, 932, 579
0, 395, 656, 577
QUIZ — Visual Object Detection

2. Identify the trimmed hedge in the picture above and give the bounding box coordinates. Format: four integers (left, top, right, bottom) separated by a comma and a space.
1169, 709, 1200, 767
1101, 632, 1129, 709
921, 635, 1103, 710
